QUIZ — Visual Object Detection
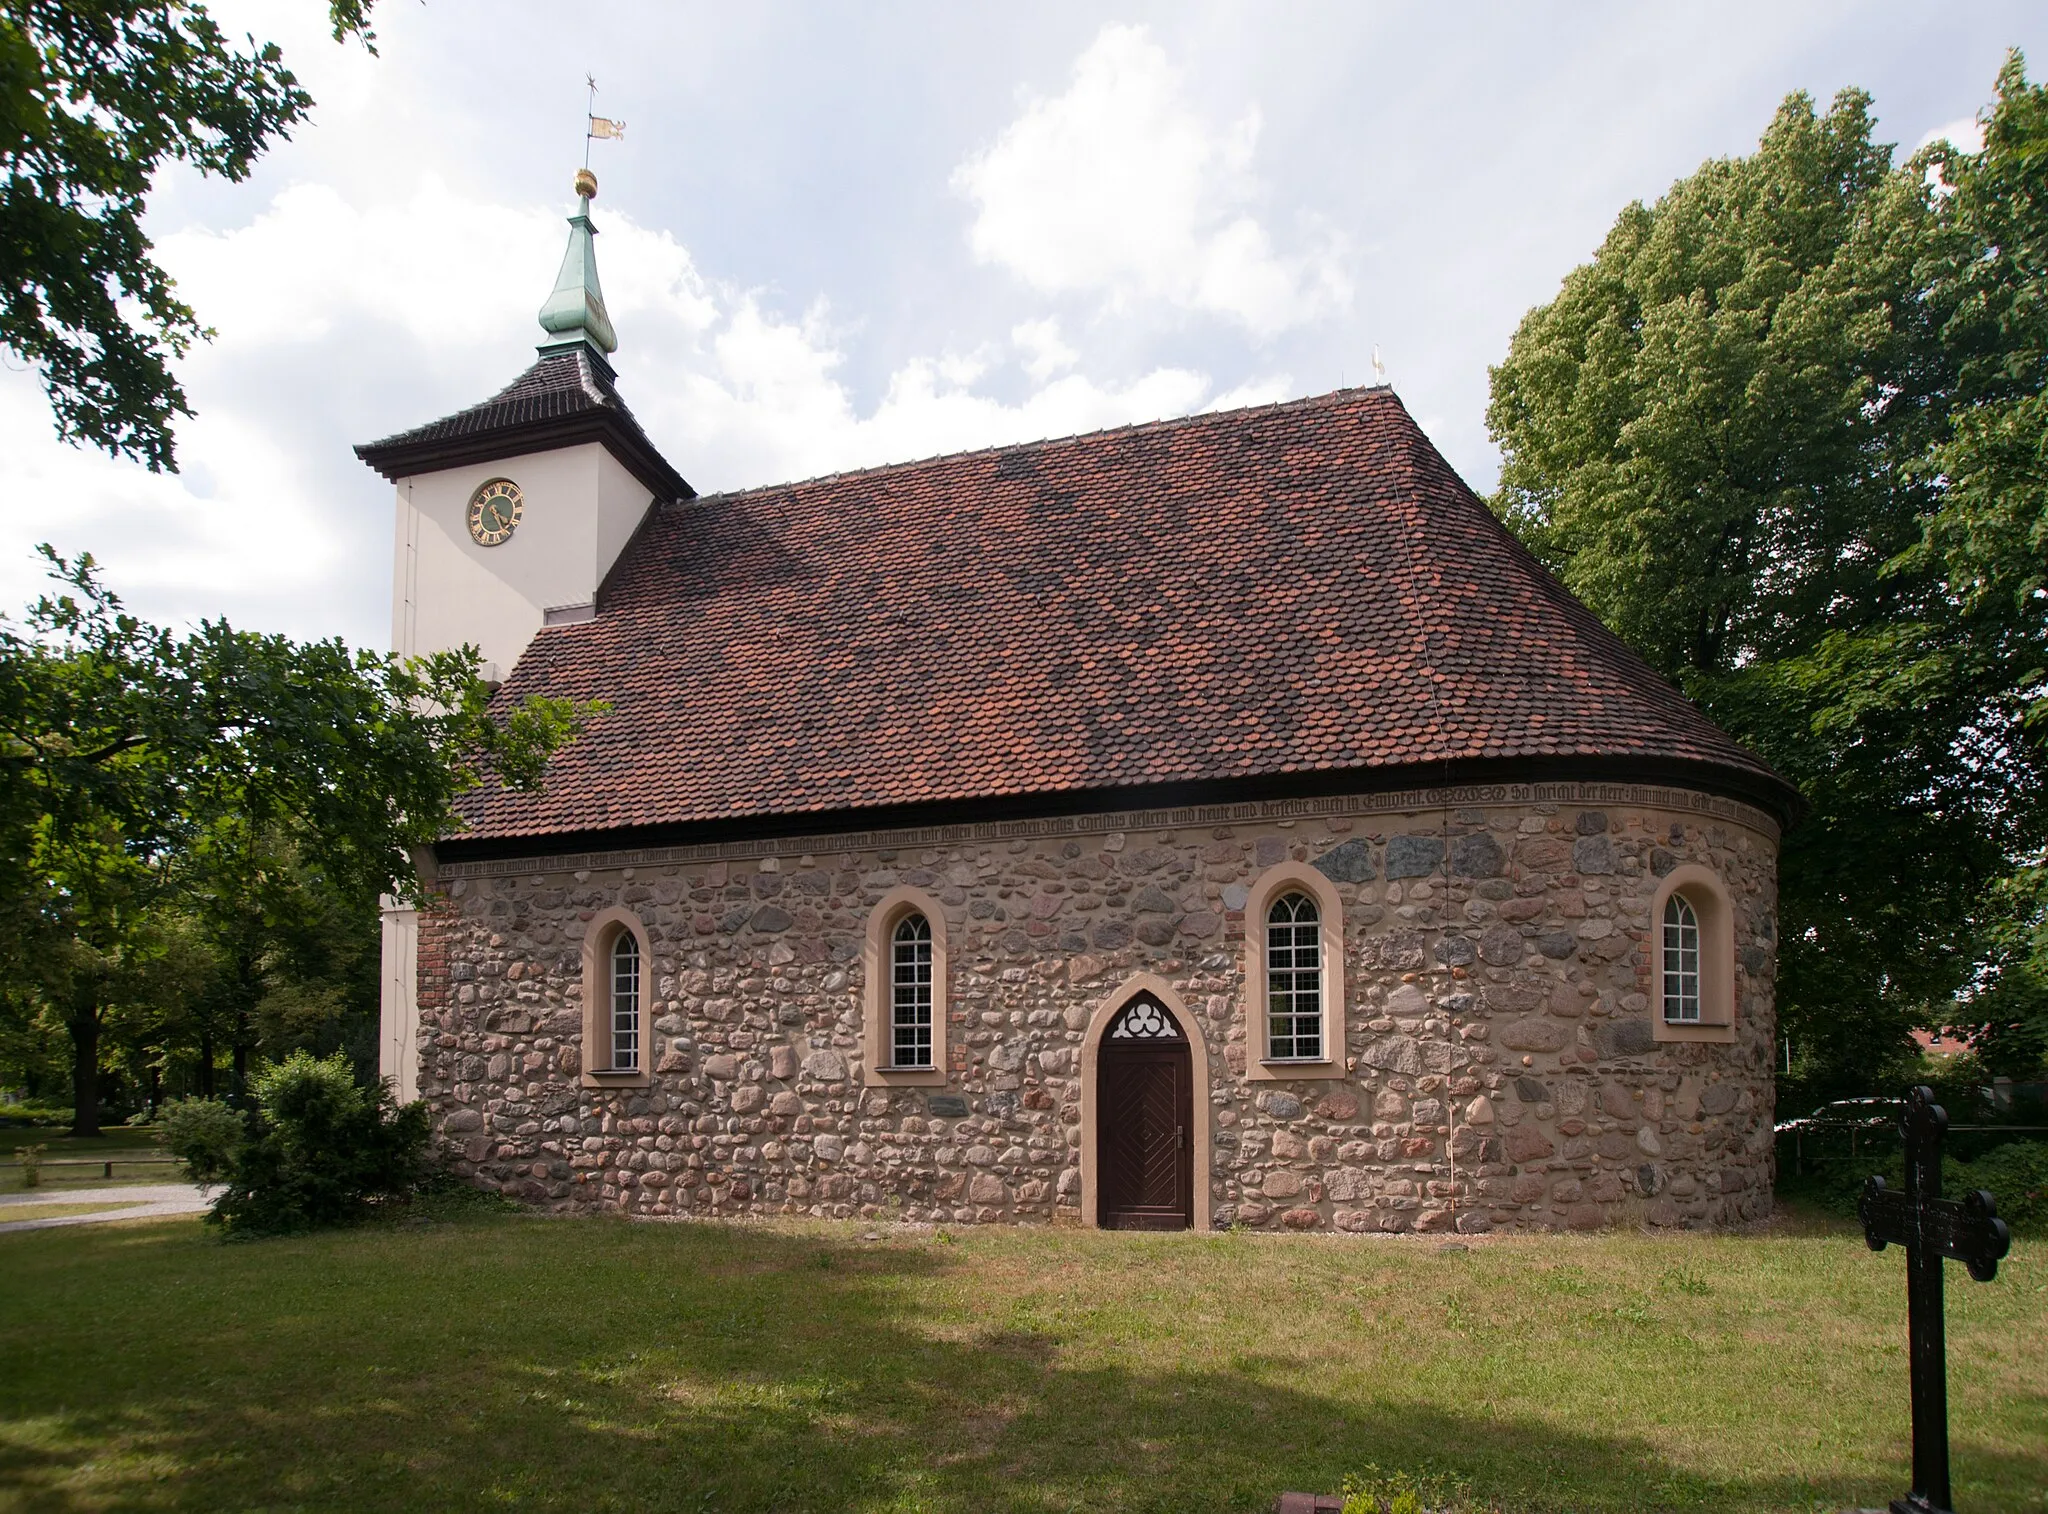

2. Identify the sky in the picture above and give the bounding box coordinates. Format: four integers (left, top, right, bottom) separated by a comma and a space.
1, 2, 2041, 650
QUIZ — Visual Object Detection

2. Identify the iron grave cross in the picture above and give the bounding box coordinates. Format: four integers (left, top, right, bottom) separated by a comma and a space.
1858, 1085, 2012, 1514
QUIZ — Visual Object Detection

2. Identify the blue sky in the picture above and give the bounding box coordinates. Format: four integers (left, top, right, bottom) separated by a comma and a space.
0, 2, 2040, 649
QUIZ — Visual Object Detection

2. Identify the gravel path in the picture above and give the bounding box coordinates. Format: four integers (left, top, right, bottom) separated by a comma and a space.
0, 1183, 212, 1234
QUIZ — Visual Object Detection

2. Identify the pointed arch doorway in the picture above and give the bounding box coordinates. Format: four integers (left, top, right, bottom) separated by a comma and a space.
1095, 993, 1194, 1230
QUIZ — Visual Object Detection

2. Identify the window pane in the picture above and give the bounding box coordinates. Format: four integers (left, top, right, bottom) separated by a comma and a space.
890, 913, 933, 1068
611, 933, 641, 1069
1266, 894, 1323, 1059
1662, 894, 1700, 1023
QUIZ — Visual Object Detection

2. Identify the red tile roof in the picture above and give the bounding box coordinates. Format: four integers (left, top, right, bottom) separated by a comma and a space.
451, 386, 1790, 848
355, 346, 691, 503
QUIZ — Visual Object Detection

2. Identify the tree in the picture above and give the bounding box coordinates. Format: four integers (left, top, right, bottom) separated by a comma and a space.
1486, 68, 2048, 1104
1917, 56, 2048, 1077
35, 861, 214, 1137
0, 549, 596, 1133
0, 1, 376, 470
170, 813, 382, 1101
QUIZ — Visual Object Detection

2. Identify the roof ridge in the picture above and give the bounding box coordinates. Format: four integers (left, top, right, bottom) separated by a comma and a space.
572, 348, 614, 408
669, 382, 1406, 510
1391, 425, 1737, 728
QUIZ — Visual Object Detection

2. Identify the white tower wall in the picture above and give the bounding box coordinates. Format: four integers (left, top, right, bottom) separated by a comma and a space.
389, 442, 655, 674
378, 441, 655, 1097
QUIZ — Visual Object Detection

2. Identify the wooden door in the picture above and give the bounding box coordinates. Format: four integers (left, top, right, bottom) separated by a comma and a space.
1098, 995, 1193, 1230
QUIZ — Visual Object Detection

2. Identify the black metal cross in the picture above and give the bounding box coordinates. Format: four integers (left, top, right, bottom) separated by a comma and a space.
1858, 1085, 2012, 1514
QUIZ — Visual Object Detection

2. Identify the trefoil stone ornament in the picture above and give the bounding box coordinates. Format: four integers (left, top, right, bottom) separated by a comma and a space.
1857, 1084, 2011, 1514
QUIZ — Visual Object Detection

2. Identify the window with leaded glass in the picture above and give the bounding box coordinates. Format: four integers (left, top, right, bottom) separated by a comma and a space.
1662, 893, 1701, 1023
610, 931, 641, 1070
1266, 893, 1323, 1060
890, 913, 933, 1068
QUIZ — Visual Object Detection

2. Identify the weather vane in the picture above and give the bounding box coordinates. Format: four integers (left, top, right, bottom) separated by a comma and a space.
584, 74, 624, 171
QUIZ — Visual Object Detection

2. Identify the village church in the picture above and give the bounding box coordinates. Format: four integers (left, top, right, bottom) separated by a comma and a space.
356, 173, 1792, 1233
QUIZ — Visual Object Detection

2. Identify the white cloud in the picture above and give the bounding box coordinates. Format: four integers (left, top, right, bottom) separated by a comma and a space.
1011, 317, 1078, 381
0, 171, 1278, 645
653, 295, 1225, 486
953, 24, 1350, 337
0, 368, 343, 636
1916, 115, 1985, 154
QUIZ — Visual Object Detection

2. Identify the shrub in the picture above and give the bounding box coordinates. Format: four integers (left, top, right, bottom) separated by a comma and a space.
156, 1098, 247, 1183
1784, 1138, 2048, 1234
1958, 1140, 2048, 1233
0, 1102, 75, 1128
207, 1052, 430, 1237
14, 1143, 46, 1187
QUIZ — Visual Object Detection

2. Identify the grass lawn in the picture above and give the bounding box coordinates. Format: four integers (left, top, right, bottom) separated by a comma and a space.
0, 1207, 2041, 1514
1, 1129, 179, 1196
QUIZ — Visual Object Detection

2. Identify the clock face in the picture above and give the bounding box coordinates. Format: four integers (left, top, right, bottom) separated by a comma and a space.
466, 478, 523, 546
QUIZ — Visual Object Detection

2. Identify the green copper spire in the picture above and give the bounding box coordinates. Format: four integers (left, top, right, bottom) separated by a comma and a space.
537, 169, 618, 356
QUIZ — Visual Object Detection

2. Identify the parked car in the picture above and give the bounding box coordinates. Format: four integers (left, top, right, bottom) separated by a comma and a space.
1774, 1097, 1903, 1137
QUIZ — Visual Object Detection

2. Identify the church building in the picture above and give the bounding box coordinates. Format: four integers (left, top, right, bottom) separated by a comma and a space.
357, 174, 1792, 1233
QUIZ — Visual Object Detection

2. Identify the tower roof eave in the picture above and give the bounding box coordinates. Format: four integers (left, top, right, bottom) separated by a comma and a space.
352, 344, 691, 502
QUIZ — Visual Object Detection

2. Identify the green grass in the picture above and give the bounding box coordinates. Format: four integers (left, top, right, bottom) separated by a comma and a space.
0, 1207, 2041, 1513
1, 1129, 179, 1197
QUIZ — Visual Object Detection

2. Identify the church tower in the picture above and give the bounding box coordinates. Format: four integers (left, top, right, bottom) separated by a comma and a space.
356, 171, 689, 1098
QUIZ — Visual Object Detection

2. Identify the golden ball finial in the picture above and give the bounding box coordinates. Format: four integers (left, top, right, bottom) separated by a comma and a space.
573, 168, 598, 201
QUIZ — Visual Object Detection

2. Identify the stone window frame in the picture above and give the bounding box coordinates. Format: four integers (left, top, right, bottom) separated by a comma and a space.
1079, 973, 1213, 1231
1242, 861, 1349, 1080
1650, 864, 1737, 1044
581, 906, 653, 1088
860, 885, 950, 1087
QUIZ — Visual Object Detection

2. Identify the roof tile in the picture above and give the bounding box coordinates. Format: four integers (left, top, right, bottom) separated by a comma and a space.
455, 386, 1786, 843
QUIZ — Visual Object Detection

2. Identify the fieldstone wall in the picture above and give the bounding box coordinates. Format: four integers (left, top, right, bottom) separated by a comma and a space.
417, 783, 1780, 1233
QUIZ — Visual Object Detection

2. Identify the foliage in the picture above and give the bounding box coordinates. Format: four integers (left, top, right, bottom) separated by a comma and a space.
206, 1051, 427, 1236
0, 1, 376, 470
1958, 862, 2048, 1077
1342, 1464, 1463, 1514
163, 814, 384, 1099
0, 1101, 67, 1125
154, 1094, 242, 1182
0, 550, 599, 1134
1781, 1136, 2048, 1235
1487, 87, 1939, 676
1916, 55, 2048, 699
1486, 57, 2048, 1102
1958, 1140, 2048, 1233
12, 1140, 43, 1185
0, 548, 594, 908
1904, 54, 2048, 1080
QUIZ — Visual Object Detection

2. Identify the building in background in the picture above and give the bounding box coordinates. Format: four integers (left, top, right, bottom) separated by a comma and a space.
354, 173, 1795, 1232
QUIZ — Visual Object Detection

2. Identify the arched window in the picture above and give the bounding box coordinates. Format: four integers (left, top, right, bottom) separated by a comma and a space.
890, 913, 933, 1068
1661, 894, 1701, 1024
861, 886, 949, 1086
1242, 860, 1347, 1080
1649, 864, 1738, 1044
610, 931, 642, 1069
581, 907, 652, 1088
1266, 893, 1323, 1060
